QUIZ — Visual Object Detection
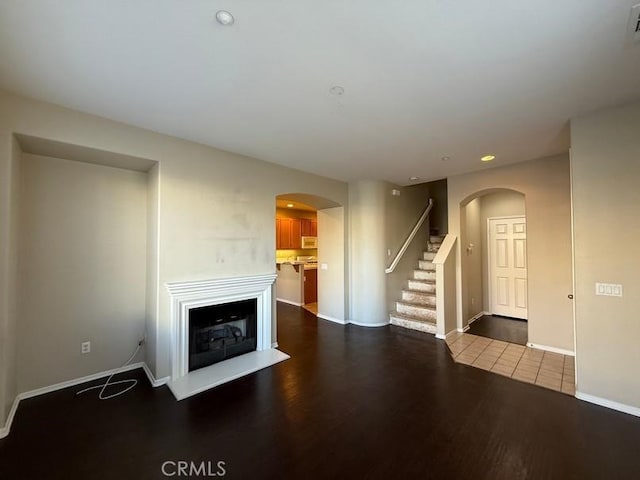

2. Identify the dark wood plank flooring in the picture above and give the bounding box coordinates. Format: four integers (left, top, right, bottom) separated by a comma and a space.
468, 314, 528, 345
1, 303, 640, 479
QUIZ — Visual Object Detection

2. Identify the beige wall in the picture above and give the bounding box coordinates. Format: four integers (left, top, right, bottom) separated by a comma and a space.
17, 154, 148, 392
0, 90, 349, 399
480, 192, 525, 311
385, 182, 432, 313
448, 155, 573, 351
460, 197, 482, 322
318, 206, 346, 322
427, 179, 448, 235
0, 135, 20, 426
571, 101, 640, 408
349, 180, 388, 325
145, 163, 160, 373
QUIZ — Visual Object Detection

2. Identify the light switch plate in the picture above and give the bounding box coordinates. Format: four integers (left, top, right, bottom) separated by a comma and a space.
320, 263, 328, 270
596, 283, 623, 297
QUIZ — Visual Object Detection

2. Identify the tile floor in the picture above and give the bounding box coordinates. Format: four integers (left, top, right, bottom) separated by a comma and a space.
445, 332, 575, 395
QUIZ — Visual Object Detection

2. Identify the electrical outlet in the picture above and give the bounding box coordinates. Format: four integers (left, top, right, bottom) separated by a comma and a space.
81, 341, 91, 354
471, 297, 475, 305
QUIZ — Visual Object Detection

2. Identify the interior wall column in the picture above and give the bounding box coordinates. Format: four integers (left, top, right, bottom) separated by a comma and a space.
349, 180, 388, 326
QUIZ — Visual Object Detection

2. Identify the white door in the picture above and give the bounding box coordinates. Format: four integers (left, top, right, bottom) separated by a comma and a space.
488, 217, 528, 319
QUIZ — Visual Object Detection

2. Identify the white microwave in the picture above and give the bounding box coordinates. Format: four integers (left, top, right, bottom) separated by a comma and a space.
301, 236, 318, 249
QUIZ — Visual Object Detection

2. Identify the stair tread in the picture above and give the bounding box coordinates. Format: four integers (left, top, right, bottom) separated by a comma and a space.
409, 279, 436, 284
415, 266, 436, 271
389, 312, 436, 325
402, 289, 436, 297
396, 301, 436, 311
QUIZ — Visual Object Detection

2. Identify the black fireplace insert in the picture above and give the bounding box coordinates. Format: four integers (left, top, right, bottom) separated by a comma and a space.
188, 298, 257, 372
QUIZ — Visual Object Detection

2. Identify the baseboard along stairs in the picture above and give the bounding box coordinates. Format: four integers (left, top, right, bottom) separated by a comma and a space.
389, 235, 443, 334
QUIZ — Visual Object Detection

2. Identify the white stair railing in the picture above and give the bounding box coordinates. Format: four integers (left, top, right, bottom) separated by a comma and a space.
385, 198, 433, 274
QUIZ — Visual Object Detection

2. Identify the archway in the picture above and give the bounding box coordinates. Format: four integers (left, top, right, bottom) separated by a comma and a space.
274, 193, 347, 325
459, 188, 528, 344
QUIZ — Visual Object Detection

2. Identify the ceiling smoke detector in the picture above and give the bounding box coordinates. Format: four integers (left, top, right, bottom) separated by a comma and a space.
215, 10, 235, 26
329, 86, 345, 96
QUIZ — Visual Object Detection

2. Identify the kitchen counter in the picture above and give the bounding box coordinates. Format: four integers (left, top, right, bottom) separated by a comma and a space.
275, 262, 318, 305
275, 263, 304, 306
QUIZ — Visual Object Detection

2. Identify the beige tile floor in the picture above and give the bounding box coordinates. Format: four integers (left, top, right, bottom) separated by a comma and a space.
446, 332, 575, 395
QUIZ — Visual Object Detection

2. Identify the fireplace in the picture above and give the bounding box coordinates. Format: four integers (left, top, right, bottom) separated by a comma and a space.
189, 298, 257, 371
165, 273, 289, 400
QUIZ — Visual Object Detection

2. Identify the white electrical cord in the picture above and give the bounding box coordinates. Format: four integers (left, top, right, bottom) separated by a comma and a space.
75, 342, 141, 400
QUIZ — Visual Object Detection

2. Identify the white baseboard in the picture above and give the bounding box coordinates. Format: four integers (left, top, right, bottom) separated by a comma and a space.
0, 361, 165, 439
436, 330, 459, 340
527, 342, 575, 356
468, 311, 489, 325
142, 363, 170, 388
19, 362, 145, 400
0, 395, 20, 439
457, 325, 470, 333
317, 313, 348, 325
276, 298, 302, 307
271, 342, 279, 348
349, 320, 390, 327
576, 391, 640, 418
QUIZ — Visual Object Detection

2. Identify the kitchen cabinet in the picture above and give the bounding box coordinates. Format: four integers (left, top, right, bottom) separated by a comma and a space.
304, 268, 317, 304
300, 218, 318, 237
276, 218, 302, 249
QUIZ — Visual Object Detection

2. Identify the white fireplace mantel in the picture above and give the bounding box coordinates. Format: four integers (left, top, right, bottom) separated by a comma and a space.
165, 273, 289, 400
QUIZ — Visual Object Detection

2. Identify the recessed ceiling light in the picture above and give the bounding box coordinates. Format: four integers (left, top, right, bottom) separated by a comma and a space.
441, 156, 450, 161
481, 155, 496, 162
409, 176, 419, 181
215, 10, 235, 25
287, 203, 294, 208
329, 86, 345, 96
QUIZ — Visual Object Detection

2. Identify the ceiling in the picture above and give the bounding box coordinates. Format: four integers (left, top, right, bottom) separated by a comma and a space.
1, 1, 639, 185
275, 199, 316, 212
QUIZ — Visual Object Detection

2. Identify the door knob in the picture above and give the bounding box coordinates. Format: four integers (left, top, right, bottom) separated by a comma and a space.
568, 294, 574, 299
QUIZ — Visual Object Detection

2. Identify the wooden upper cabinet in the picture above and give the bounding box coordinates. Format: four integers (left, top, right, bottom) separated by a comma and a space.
276, 218, 302, 249
300, 219, 318, 237
291, 218, 302, 249
276, 218, 287, 249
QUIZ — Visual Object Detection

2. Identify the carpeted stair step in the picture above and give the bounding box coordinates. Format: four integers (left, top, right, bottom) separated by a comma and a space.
423, 251, 437, 261
407, 279, 436, 293
418, 259, 435, 270
395, 301, 437, 321
401, 290, 436, 307
427, 242, 442, 253
413, 268, 436, 281
389, 312, 437, 334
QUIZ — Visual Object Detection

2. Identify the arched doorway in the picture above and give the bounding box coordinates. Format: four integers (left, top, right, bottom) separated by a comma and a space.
459, 188, 528, 345
274, 193, 347, 325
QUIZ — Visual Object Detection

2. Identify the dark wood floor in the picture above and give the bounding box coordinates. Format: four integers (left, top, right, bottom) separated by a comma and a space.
468, 314, 528, 345
2, 303, 640, 479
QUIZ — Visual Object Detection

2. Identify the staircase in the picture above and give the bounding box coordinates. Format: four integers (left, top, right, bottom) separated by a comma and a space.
389, 235, 444, 334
